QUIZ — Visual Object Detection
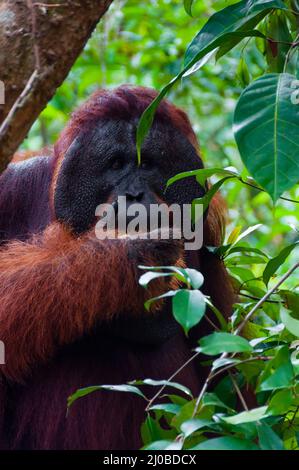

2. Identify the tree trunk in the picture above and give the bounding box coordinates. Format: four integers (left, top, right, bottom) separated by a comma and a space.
0, 0, 113, 172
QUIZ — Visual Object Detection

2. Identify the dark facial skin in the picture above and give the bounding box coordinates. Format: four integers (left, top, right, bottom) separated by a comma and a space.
54, 119, 205, 234
54, 118, 206, 345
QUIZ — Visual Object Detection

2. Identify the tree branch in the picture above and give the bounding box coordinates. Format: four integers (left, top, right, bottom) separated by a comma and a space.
0, 0, 113, 172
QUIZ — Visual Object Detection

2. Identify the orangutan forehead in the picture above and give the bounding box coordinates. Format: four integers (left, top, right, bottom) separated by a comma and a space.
76, 118, 194, 159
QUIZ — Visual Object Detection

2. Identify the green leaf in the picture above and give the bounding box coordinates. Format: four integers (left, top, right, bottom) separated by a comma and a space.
280, 290, 299, 312
204, 298, 228, 331
143, 440, 182, 450
227, 226, 242, 245
223, 246, 268, 259
139, 271, 173, 287
233, 224, 262, 245
166, 167, 238, 189
257, 422, 284, 450
280, 308, 299, 337
172, 289, 206, 334
139, 265, 184, 272
192, 176, 235, 215
141, 416, 175, 445
184, 1, 286, 67
237, 57, 251, 87
222, 406, 269, 425
185, 31, 266, 78
268, 388, 293, 415
258, 346, 294, 391
182, 49, 217, 78
266, 11, 293, 73
202, 392, 233, 410
180, 418, 212, 437
149, 403, 181, 415
144, 290, 177, 311
171, 267, 204, 289
171, 399, 198, 430
192, 436, 259, 450
136, 80, 176, 164
184, 0, 194, 17
131, 379, 192, 397
197, 332, 253, 355
212, 357, 240, 370
139, 265, 195, 285
221, 225, 263, 259
290, 348, 299, 375
263, 242, 299, 286
234, 73, 299, 201
67, 384, 145, 408
216, 30, 266, 62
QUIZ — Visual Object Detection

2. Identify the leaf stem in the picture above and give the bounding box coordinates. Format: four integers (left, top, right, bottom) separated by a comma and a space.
235, 260, 299, 336
239, 178, 299, 204
239, 292, 280, 304
228, 371, 248, 411
145, 351, 200, 412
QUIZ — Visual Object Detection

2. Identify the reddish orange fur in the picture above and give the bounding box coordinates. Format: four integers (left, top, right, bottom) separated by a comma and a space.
0, 223, 184, 382
0, 86, 234, 385
0, 86, 236, 450
201, 194, 235, 317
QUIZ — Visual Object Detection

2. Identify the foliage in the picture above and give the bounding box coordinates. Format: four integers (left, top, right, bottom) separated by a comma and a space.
21, 0, 299, 450
69, 219, 299, 449
22, 0, 299, 261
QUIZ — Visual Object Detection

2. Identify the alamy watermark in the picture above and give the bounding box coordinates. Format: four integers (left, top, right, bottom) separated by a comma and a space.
95, 196, 204, 250
291, 79, 299, 105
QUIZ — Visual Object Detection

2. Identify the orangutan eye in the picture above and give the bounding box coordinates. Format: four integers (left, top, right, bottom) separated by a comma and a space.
140, 160, 152, 170
111, 159, 123, 170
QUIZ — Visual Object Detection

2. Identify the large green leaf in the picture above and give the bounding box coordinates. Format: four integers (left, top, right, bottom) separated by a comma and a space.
234, 73, 299, 201
136, 0, 286, 161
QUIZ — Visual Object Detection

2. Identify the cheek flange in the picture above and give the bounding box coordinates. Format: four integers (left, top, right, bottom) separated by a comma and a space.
53, 139, 113, 234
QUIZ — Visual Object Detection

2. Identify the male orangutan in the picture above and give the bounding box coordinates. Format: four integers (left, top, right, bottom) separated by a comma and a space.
0, 86, 234, 450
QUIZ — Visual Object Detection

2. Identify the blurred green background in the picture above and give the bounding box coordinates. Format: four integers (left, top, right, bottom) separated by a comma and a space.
21, 0, 299, 273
